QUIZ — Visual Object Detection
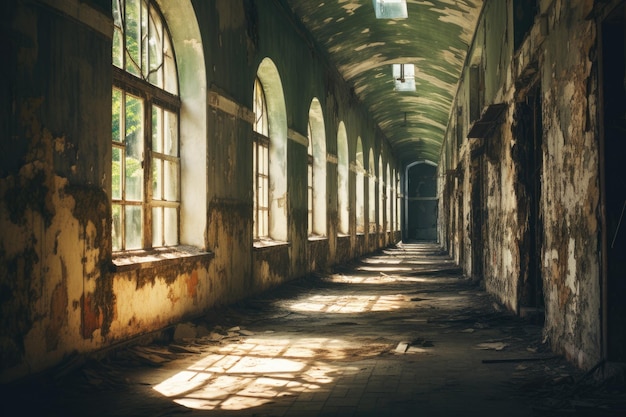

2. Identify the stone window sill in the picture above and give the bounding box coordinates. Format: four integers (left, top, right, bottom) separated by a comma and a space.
308, 235, 328, 242
253, 239, 290, 251
111, 245, 214, 273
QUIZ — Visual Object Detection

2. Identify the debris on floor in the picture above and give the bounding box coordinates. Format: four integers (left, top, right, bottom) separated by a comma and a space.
1, 243, 624, 417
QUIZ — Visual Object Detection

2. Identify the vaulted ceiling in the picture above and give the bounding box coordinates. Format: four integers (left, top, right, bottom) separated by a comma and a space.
283, 0, 483, 168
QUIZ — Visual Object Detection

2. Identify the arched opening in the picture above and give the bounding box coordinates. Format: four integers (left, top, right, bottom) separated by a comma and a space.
405, 160, 438, 241
337, 122, 349, 235
368, 149, 376, 234
378, 155, 384, 233
255, 58, 288, 242
355, 138, 365, 234
308, 98, 327, 237
386, 163, 391, 234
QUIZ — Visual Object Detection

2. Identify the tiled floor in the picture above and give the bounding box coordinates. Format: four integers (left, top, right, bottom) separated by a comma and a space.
2, 243, 624, 416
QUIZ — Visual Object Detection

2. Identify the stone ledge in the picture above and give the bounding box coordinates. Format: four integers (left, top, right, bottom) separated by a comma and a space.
111, 245, 213, 273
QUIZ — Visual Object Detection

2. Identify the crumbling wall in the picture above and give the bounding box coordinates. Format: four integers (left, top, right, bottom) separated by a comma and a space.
0, 1, 112, 381
539, 0, 601, 369
482, 108, 523, 312
440, 0, 603, 369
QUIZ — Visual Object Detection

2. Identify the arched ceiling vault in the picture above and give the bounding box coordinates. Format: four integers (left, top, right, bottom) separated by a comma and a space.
283, 0, 484, 168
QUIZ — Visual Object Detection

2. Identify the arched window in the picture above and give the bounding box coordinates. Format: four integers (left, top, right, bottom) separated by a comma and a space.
254, 58, 288, 243
368, 149, 376, 234
337, 122, 349, 235
307, 122, 314, 235
308, 98, 327, 237
355, 138, 365, 233
111, 0, 180, 251
396, 170, 401, 231
378, 155, 384, 233
386, 163, 391, 233
389, 167, 395, 233
253, 77, 270, 239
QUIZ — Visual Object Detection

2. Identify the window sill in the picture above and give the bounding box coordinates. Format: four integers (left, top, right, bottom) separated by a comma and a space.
307, 235, 328, 242
253, 239, 290, 251
111, 245, 214, 273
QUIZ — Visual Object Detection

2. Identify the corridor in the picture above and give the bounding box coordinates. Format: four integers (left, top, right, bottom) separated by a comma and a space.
4, 243, 621, 417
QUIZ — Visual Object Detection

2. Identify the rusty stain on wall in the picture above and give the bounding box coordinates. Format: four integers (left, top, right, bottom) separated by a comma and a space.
45, 260, 68, 351
186, 270, 199, 299
80, 293, 102, 339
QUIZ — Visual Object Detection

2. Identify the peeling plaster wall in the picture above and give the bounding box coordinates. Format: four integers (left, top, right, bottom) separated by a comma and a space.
539, 0, 601, 369
0, 0, 400, 383
0, 1, 111, 381
482, 107, 522, 312
440, 0, 602, 369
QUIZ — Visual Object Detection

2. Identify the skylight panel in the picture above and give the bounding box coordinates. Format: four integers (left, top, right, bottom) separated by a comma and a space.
393, 64, 415, 91
373, 0, 408, 19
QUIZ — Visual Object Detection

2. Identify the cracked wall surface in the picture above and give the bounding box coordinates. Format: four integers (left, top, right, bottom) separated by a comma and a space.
440, 0, 603, 369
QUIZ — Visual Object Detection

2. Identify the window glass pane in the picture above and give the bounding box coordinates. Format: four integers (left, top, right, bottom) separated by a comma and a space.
141, 0, 149, 79
164, 207, 177, 246
253, 143, 257, 217
261, 176, 268, 208
164, 33, 177, 94
164, 110, 178, 156
125, 95, 143, 201
112, 147, 122, 199
125, 0, 141, 76
164, 160, 178, 201
152, 206, 162, 247
261, 145, 269, 175
112, 89, 123, 143
148, 7, 163, 88
253, 79, 268, 136
125, 205, 142, 249
112, 0, 123, 68
152, 105, 162, 152
152, 158, 162, 200
259, 210, 267, 238
112, 204, 122, 251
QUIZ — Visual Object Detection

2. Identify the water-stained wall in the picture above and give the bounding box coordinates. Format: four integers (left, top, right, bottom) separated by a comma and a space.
440, 0, 603, 369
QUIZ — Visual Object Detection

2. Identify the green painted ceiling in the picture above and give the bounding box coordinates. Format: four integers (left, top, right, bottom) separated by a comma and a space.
283, 0, 483, 167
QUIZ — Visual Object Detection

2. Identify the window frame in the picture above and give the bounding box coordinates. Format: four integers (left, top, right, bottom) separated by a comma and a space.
253, 77, 270, 240
111, 0, 181, 252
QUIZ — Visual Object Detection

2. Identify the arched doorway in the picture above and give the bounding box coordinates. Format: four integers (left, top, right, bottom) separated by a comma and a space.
405, 161, 438, 241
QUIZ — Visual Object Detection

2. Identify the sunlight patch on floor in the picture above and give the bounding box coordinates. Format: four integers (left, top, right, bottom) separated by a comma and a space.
289, 294, 406, 313
153, 336, 359, 411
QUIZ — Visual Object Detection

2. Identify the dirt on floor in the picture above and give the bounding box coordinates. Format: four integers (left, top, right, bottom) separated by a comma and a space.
1, 243, 624, 417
